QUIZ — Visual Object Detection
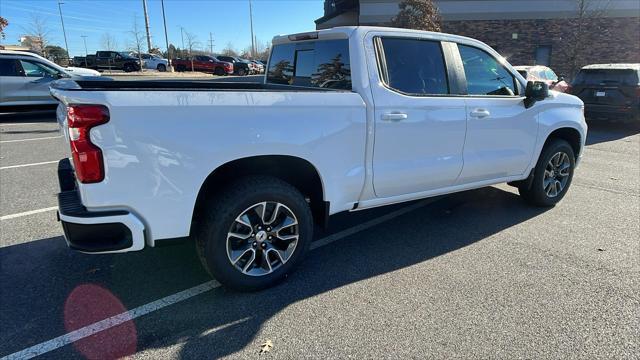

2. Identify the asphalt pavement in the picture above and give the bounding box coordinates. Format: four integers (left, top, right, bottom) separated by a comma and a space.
0, 111, 638, 359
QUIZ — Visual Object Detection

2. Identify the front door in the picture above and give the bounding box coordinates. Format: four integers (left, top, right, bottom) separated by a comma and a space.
17, 59, 60, 103
370, 36, 467, 198
454, 44, 538, 184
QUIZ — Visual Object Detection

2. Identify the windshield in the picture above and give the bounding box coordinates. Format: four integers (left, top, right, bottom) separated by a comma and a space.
119, 52, 135, 59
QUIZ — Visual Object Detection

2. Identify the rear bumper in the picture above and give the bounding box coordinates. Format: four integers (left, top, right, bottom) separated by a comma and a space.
57, 159, 145, 253
584, 104, 640, 120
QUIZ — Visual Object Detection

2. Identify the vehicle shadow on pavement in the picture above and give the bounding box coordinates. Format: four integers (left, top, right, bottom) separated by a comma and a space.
586, 121, 639, 145
0, 110, 57, 123
154, 186, 548, 358
0, 186, 550, 358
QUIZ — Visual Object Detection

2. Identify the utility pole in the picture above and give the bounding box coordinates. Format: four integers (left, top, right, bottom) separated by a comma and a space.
142, 0, 153, 52
57, 1, 70, 64
160, 0, 173, 71
208, 32, 214, 54
80, 35, 88, 67
249, 0, 255, 58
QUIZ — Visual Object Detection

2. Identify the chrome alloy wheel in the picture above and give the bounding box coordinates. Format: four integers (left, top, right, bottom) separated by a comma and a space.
543, 152, 571, 198
226, 201, 299, 276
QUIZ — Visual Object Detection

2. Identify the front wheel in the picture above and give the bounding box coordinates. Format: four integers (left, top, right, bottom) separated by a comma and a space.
196, 176, 313, 291
214, 67, 225, 76
157, 64, 166, 72
519, 139, 576, 206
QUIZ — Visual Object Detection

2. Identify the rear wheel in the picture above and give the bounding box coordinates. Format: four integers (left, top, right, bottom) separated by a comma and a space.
519, 139, 575, 206
123, 63, 135, 72
237, 67, 247, 76
195, 176, 313, 291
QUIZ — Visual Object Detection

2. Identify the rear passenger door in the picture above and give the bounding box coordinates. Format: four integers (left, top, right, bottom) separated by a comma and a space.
369, 36, 468, 198
455, 44, 537, 184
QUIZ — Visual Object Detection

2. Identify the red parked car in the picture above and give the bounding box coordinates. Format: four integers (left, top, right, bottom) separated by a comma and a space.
514, 65, 570, 93
173, 55, 233, 76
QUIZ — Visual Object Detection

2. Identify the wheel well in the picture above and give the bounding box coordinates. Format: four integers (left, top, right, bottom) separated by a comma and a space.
545, 127, 582, 157
191, 155, 326, 235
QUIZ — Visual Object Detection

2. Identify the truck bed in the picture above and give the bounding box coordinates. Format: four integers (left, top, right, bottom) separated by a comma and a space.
59, 80, 351, 92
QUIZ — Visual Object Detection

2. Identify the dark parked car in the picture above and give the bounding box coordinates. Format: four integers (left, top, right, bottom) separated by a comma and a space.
215, 55, 251, 76
81, 51, 141, 72
571, 64, 640, 122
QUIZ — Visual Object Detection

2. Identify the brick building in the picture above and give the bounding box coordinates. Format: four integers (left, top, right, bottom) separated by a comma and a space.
315, 0, 640, 77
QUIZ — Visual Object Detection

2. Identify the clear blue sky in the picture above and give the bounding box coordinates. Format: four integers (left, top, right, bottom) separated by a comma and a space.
0, 0, 324, 56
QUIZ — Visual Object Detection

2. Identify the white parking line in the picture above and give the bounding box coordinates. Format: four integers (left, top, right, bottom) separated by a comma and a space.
0, 198, 436, 360
0, 136, 61, 144
0, 161, 59, 170
0, 207, 58, 221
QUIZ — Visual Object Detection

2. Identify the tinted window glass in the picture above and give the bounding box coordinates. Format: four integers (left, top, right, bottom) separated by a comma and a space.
573, 69, 639, 85
380, 37, 448, 95
459, 45, 517, 96
0, 59, 21, 76
19, 60, 57, 78
267, 39, 351, 90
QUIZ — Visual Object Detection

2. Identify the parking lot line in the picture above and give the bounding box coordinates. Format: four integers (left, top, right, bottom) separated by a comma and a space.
0, 161, 59, 170
0, 207, 58, 221
0, 198, 435, 360
0, 136, 61, 144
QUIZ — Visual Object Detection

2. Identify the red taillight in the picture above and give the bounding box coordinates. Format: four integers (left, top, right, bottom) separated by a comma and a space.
67, 105, 109, 183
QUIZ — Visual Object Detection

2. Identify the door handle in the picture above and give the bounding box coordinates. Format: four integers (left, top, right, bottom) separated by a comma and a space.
381, 112, 408, 122
470, 109, 491, 118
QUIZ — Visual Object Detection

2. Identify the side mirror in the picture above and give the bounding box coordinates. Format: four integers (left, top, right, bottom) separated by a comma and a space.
524, 81, 549, 108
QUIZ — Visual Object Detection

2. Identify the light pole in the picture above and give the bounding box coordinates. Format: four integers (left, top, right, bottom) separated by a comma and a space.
81, 35, 89, 67
249, 0, 255, 58
160, 0, 173, 71
57, 1, 70, 64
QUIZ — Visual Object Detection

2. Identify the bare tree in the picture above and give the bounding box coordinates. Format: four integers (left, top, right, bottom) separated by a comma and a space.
566, 0, 610, 77
222, 42, 238, 57
183, 30, 200, 70
22, 15, 52, 55
390, 0, 442, 32
100, 33, 118, 51
128, 17, 145, 71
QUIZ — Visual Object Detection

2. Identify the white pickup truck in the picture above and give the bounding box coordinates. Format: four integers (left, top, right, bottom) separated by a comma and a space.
51, 27, 587, 291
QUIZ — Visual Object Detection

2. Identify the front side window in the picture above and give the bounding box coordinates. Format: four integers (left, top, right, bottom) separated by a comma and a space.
18, 60, 58, 78
267, 39, 351, 90
0, 59, 22, 76
379, 37, 449, 95
459, 45, 517, 96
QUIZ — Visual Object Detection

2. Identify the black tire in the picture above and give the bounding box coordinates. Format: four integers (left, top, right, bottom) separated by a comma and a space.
176, 65, 186, 72
214, 67, 225, 76
123, 63, 135, 72
195, 176, 313, 291
237, 67, 247, 76
519, 139, 575, 207
157, 64, 166, 72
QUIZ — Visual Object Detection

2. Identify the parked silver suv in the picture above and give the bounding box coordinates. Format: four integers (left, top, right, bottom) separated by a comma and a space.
0, 50, 104, 109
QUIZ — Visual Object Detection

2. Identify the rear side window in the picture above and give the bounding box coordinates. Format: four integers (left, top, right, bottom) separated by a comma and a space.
574, 69, 639, 85
378, 37, 449, 95
459, 45, 517, 96
267, 39, 351, 90
0, 59, 22, 76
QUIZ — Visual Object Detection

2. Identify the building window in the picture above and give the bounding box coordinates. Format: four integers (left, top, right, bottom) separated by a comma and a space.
535, 46, 551, 66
